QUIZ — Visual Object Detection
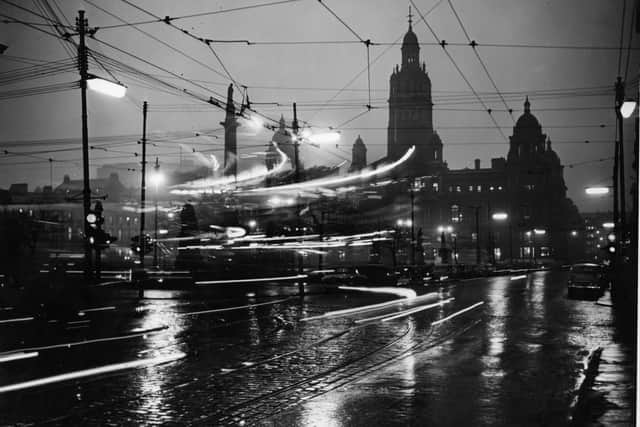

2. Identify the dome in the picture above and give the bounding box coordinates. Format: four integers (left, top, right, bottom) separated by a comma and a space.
515, 97, 541, 130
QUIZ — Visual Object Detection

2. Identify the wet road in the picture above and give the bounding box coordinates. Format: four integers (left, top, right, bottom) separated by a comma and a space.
0, 270, 634, 425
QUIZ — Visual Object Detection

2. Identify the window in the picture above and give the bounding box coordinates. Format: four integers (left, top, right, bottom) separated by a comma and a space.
468, 185, 474, 192
451, 205, 462, 223
477, 185, 482, 192
456, 185, 461, 192
434, 149, 438, 160
448, 186, 453, 192
432, 182, 439, 192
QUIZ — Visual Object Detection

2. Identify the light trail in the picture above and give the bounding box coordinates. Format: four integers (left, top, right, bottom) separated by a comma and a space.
0, 352, 186, 394
381, 298, 454, 322
355, 298, 454, 324
0, 326, 169, 355
0, 317, 34, 325
0, 352, 39, 364
195, 275, 307, 285
301, 292, 439, 322
431, 301, 485, 326
78, 306, 116, 315
178, 297, 292, 316
338, 286, 418, 299
170, 144, 288, 195
242, 146, 415, 194
510, 274, 528, 280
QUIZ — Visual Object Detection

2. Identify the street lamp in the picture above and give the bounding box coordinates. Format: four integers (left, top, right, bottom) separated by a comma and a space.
620, 99, 637, 119
491, 212, 511, 264
150, 159, 164, 268
585, 186, 611, 195
87, 76, 127, 98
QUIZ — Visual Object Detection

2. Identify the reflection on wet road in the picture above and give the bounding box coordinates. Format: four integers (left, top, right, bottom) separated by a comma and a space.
0, 270, 633, 425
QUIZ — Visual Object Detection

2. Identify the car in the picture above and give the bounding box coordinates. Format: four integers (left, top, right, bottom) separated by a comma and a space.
567, 263, 608, 300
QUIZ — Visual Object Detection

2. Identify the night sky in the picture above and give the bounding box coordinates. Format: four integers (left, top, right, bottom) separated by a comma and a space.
1, 0, 638, 213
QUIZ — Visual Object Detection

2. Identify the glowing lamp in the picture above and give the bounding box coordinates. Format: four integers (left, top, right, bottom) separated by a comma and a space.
492, 212, 508, 221
585, 187, 609, 195
308, 132, 341, 144
533, 229, 546, 235
150, 171, 165, 186
620, 99, 637, 119
602, 222, 614, 229
87, 77, 126, 98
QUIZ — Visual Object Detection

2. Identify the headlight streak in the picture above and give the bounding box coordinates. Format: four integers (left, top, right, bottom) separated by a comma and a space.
169, 143, 288, 195
355, 298, 455, 324
338, 286, 417, 299
0, 352, 186, 394
0, 352, 39, 364
431, 301, 485, 326
240, 146, 415, 195
195, 275, 308, 285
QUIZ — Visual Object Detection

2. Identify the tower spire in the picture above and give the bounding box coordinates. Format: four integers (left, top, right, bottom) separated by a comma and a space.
408, 5, 413, 28
524, 96, 530, 113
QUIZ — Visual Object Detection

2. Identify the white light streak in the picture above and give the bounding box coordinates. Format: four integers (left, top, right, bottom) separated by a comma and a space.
87, 77, 126, 98
0, 317, 34, 324
244, 146, 415, 194
338, 286, 417, 299
0, 352, 185, 394
431, 301, 484, 326
178, 297, 291, 316
510, 275, 527, 280
0, 352, 38, 364
195, 275, 307, 285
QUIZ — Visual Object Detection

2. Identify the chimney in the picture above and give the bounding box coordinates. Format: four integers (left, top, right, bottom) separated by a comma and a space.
474, 159, 480, 170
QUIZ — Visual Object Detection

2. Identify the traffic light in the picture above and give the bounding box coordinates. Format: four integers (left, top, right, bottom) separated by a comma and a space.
131, 234, 153, 255
86, 201, 115, 250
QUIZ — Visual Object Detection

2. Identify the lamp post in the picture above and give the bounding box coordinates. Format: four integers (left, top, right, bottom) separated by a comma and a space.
76, 10, 127, 280
150, 158, 164, 268
437, 225, 453, 264
492, 212, 509, 265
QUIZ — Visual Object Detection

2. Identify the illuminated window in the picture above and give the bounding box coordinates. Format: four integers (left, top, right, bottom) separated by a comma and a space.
468, 185, 474, 192
477, 185, 482, 192
434, 149, 439, 160
456, 186, 461, 192
432, 182, 439, 192
451, 205, 463, 223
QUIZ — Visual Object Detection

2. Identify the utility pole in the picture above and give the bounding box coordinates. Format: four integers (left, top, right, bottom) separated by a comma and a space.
153, 157, 160, 268
472, 206, 480, 265
615, 77, 627, 236
410, 185, 415, 265
292, 102, 304, 293
139, 101, 148, 268
77, 10, 92, 280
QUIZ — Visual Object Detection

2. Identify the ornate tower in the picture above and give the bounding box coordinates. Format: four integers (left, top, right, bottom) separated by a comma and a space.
221, 84, 239, 178
350, 135, 367, 172
387, 9, 443, 176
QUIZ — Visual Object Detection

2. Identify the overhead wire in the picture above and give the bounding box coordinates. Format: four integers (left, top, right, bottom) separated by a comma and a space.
447, 0, 514, 122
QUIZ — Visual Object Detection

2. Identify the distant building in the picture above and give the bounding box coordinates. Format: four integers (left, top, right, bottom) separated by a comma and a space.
341, 19, 583, 264
349, 135, 367, 172
54, 173, 126, 202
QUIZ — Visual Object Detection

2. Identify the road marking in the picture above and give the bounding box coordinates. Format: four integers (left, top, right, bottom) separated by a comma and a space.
0, 352, 39, 364
431, 301, 485, 326
0, 317, 34, 325
355, 298, 454, 324
0, 326, 168, 355
179, 297, 292, 317
0, 352, 185, 394
195, 274, 308, 285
